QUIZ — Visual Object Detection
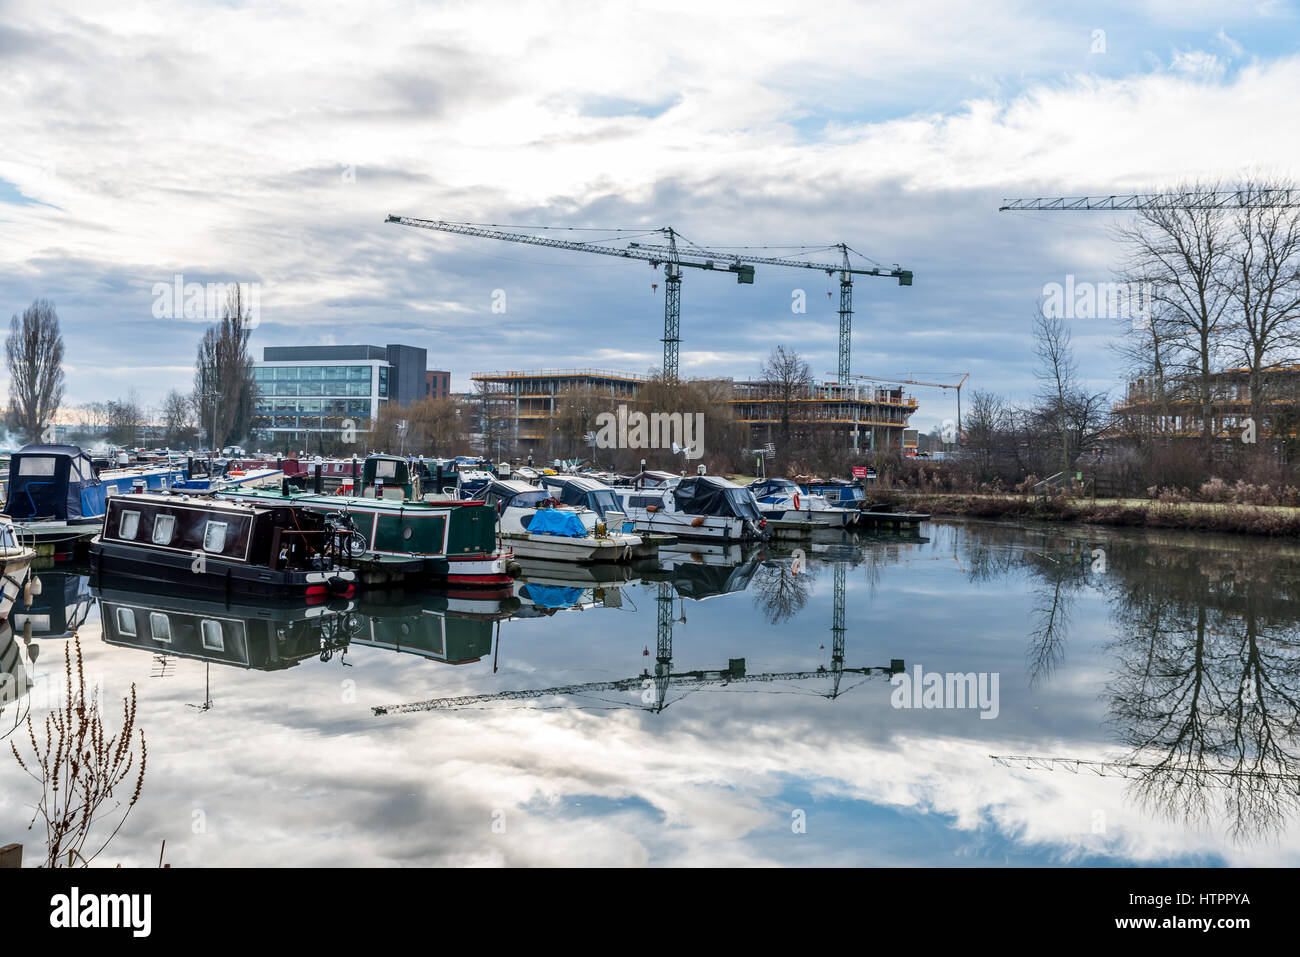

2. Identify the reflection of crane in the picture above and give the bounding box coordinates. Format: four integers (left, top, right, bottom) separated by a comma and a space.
629, 240, 913, 385
373, 658, 902, 715
998, 190, 1300, 211
839, 372, 969, 446
386, 217, 755, 382
991, 754, 1300, 789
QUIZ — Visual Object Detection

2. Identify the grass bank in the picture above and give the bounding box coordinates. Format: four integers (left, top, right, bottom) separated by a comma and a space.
867, 490, 1300, 537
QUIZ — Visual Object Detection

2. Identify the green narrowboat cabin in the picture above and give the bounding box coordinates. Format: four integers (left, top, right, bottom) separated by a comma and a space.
362, 454, 421, 500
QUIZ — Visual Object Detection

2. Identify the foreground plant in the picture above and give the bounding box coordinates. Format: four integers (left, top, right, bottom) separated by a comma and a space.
9, 635, 146, 867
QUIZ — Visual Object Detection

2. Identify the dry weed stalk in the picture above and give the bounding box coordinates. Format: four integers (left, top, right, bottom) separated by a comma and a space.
9, 635, 146, 867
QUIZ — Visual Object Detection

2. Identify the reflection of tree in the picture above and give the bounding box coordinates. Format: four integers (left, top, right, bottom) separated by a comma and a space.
752, 556, 815, 625
1105, 545, 1300, 844
957, 525, 1095, 687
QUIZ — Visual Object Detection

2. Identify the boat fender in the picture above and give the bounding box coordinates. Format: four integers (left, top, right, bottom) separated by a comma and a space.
690, 517, 705, 527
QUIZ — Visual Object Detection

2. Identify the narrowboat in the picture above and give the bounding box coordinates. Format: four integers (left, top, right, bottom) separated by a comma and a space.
480, 478, 642, 563
3, 445, 106, 558
612, 474, 768, 541
0, 515, 38, 621
215, 487, 514, 587
98, 462, 188, 494
89, 492, 357, 600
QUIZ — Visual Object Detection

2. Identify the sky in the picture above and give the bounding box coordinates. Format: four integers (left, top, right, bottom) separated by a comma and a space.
3, 0, 1300, 433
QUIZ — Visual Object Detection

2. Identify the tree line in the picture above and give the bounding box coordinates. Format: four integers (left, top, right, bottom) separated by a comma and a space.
4, 288, 258, 450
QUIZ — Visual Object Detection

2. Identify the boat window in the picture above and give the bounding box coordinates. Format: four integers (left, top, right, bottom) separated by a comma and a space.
375, 459, 398, 479
149, 613, 172, 642
200, 620, 225, 652
119, 510, 141, 539
70, 458, 94, 482
116, 607, 137, 637
627, 495, 661, 509
152, 513, 176, 545
203, 521, 228, 552
18, 456, 57, 477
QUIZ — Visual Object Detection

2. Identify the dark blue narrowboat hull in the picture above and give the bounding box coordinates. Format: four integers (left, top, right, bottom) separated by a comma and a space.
89, 539, 356, 601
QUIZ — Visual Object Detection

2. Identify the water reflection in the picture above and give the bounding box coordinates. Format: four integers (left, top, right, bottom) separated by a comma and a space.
969, 526, 1300, 846
4, 522, 1299, 864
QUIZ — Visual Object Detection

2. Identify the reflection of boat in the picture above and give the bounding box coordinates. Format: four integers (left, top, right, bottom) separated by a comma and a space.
349, 594, 507, 664
96, 587, 362, 670
511, 565, 631, 613
0, 619, 32, 737
0, 515, 37, 620
514, 558, 636, 585
10, 569, 93, 639
95, 586, 519, 672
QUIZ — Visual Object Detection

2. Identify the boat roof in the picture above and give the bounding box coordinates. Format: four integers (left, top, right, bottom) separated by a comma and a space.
543, 475, 612, 491
488, 479, 542, 494
14, 444, 91, 460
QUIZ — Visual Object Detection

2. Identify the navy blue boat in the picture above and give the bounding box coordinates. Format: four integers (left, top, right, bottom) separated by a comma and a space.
3, 445, 107, 556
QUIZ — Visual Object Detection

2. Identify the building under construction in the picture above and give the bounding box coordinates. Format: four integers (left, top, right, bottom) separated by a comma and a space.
471, 369, 649, 449
1111, 365, 1300, 441
729, 380, 919, 453
470, 369, 918, 455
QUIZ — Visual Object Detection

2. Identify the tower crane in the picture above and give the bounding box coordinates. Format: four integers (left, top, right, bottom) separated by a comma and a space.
372, 658, 902, 715
386, 217, 754, 382
990, 754, 1300, 789
628, 240, 913, 385
838, 372, 969, 448
998, 188, 1300, 211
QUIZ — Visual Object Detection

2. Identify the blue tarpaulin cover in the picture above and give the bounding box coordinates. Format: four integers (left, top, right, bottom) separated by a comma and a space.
526, 508, 588, 537
521, 584, 584, 608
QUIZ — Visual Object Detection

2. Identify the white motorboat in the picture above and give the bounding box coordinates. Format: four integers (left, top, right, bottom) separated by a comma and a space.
0, 515, 38, 621
747, 478, 858, 528
612, 472, 767, 541
480, 479, 642, 563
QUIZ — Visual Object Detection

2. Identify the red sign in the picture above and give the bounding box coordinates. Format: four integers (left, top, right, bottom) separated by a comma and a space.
852, 466, 867, 478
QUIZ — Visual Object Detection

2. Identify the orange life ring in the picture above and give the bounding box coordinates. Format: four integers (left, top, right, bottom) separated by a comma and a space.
793, 493, 801, 510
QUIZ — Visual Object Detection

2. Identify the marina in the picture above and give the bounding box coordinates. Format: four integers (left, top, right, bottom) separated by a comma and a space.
6, 0, 1299, 911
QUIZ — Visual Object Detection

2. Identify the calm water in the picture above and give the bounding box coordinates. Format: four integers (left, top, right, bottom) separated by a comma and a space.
2, 519, 1298, 866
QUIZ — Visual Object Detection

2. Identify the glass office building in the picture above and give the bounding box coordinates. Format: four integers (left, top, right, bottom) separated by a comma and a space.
253, 344, 425, 443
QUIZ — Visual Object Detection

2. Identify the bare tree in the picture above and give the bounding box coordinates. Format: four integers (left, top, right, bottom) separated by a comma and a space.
759, 345, 812, 458
1118, 184, 1235, 463
1032, 310, 1079, 478
1225, 180, 1300, 437
193, 286, 257, 451
105, 391, 144, 446
5, 299, 65, 444
161, 389, 197, 448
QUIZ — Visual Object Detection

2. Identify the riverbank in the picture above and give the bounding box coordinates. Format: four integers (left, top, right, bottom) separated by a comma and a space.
866, 490, 1300, 537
